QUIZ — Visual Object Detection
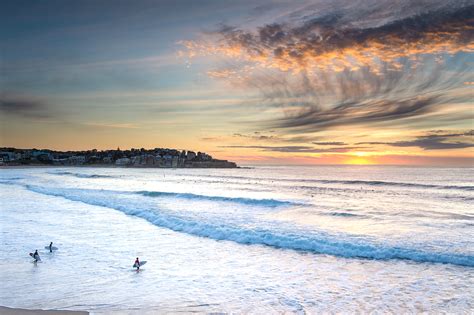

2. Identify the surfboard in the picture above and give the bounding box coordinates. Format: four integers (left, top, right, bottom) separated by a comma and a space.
133, 261, 147, 268
29, 253, 41, 261
44, 246, 58, 251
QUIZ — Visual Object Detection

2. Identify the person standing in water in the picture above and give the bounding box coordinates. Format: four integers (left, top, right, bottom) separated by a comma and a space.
49, 242, 53, 253
33, 250, 40, 262
134, 257, 140, 270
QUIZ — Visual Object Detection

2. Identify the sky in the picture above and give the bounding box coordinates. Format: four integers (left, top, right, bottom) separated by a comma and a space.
1, 0, 473, 166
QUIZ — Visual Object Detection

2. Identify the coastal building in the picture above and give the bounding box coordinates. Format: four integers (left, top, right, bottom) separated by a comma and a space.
0, 151, 22, 161
186, 151, 196, 160
115, 157, 131, 166
154, 155, 163, 166
0, 152, 17, 162
197, 152, 212, 161
68, 156, 86, 165
52, 158, 68, 165
172, 156, 179, 168
145, 155, 155, 166
32, 150, 52, 159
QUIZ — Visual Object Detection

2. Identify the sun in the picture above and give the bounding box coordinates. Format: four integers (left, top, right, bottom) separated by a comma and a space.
343, 152, 375, 165
353, 151, 370, 157
345, 157, 372, 165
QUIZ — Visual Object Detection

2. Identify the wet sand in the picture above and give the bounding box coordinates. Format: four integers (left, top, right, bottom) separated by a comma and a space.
0, 306, 88, 315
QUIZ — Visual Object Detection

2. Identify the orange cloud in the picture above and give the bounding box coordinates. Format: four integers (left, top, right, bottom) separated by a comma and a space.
181, 7, 473, 76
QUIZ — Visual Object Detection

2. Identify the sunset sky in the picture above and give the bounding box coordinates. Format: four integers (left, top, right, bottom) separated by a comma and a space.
1, 0, 473, 165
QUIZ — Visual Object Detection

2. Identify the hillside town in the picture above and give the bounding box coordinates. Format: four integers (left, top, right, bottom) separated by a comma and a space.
0, 147, 237, 168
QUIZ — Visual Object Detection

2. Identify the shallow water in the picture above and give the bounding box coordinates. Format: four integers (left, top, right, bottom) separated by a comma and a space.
1, 166, 473, 313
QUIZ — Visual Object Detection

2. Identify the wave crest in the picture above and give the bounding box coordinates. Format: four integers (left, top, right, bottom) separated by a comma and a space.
137, 190, 293, 207
49, 171, 114, 179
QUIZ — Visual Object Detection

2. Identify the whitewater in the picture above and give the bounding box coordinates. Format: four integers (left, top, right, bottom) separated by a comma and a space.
1, 166, 473, 313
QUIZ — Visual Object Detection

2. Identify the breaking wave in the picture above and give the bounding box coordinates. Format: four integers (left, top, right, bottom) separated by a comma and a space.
25, 184, 474, 267
137, 190, 294, 207
48, 171, 114, 179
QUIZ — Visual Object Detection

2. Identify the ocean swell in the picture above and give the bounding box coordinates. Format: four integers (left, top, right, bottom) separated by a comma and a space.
313, 179, 474, 191
25, 184, 474, 267
186, 174, 474, 191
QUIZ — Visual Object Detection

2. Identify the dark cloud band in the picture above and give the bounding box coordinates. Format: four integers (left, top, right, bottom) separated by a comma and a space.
357, 130, 474, 150
0, 96, 51, 119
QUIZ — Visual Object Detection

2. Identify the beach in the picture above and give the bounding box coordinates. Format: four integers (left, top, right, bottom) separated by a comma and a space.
0, 306, 87, 315
1, 166, 473, 313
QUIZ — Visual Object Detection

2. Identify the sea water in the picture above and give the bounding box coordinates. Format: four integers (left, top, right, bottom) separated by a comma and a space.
0, 166, 473, 313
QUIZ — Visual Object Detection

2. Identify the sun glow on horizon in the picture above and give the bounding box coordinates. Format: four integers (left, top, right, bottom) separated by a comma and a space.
341, 151, 373, 165
344, 156, 373, 165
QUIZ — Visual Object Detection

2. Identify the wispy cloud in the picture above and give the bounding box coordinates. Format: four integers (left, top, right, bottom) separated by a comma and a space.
221, 145, 366, 153
202, 132, 332, 144
180, 1, 473, 134
271, 96, 441, 132
357, 130, 474, 150
83, 122, 141, 129
313, 141, 347, 146
200, 136, 223, 142
233, 132, 277, 141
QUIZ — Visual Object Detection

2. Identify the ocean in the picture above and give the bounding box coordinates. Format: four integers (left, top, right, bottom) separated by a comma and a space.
0, 166, 473, 313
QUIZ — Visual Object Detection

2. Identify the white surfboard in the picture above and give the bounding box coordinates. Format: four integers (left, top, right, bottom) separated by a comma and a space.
44, 246, 58, 251
133, 261, 147, 268
29, 253, 41, 261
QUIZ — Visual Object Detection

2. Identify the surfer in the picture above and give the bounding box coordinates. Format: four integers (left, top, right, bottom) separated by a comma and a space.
49, 242, 53, 253
134, 257, 140, 270
33, 250, 40, 262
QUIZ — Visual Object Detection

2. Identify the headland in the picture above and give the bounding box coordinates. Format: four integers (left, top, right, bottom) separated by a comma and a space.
0, 147, 237, 168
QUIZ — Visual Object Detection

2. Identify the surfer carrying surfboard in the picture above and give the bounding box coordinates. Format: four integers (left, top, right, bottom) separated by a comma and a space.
134, 257, 140, 270
33, 250, 40, 262
48, 242, 53, 253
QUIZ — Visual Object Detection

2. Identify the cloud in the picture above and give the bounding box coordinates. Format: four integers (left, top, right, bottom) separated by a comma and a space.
392, 138, 473, 150
0, 96, 51, 118
221, 145, 366, 153
180, 1, 473, 133
183, 2, 473, 75
83, 122, 140, 129
231, 132, 342, 144
233, 132, 277, 141
357, 130, 474, 150
313, 141, 347, 146
272, 96, 440, 132
201, 136, 222, 141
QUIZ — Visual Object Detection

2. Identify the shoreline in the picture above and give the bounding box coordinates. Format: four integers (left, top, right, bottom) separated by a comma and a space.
0, 306, 88, 315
